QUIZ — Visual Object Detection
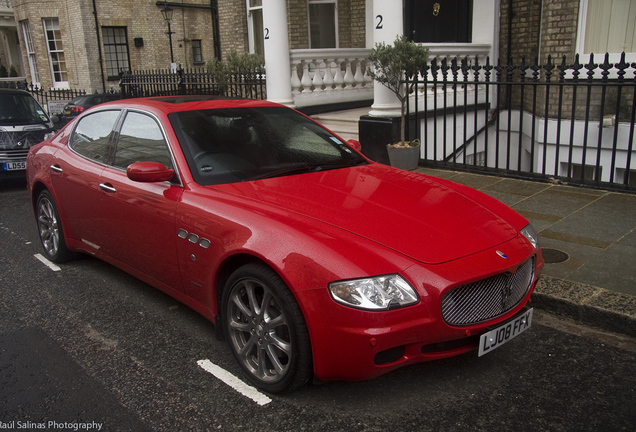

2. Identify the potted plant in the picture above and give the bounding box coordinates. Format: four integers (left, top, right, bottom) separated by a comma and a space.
367, 36, 429, 170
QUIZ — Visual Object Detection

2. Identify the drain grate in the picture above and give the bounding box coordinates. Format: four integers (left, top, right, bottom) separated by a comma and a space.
542, 248, 569, 264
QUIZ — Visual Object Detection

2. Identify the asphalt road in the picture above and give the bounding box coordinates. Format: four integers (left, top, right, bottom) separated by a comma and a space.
1, 178, 635, 432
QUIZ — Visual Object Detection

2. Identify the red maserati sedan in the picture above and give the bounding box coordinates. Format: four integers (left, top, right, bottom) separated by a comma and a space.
26, 96, 543, 393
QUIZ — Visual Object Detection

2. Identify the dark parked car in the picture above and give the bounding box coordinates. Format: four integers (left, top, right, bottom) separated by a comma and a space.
0, 88, 54, 178
59, 92, 121, 125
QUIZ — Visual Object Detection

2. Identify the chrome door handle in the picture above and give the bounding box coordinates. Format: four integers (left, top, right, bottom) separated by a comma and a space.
50, 165, 63, 173
99, 183, 116, 193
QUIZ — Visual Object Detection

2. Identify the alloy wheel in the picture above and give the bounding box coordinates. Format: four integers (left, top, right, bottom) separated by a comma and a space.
37, 195, 60, 258
226, 277, 293, 385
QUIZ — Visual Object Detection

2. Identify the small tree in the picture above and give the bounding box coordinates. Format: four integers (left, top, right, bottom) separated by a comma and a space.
368, 35, 429, 147
207, 51, 264, 96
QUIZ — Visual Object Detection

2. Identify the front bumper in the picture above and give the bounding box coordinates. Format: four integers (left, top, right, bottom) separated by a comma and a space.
303, 237, 543, 382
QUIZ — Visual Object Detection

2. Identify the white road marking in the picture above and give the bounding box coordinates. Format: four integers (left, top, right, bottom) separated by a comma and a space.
197, 359, 272, 406
34, 254, 61, 272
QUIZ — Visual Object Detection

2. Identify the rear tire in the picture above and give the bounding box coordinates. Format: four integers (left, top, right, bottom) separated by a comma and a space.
222, 263, 312, 393
36, 190, 73, 263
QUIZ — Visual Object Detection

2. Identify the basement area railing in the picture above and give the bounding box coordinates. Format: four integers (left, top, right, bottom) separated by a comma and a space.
407, 52, 636, 193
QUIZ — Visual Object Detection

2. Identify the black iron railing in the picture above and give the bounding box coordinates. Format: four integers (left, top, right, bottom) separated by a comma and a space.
119, 66, 266, 100
26, 85, 88, 110
408, 53, 636, 193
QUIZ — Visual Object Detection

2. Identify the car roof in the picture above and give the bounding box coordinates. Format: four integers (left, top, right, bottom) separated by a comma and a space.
97, 95, 283, 116
0, 88, 33, 96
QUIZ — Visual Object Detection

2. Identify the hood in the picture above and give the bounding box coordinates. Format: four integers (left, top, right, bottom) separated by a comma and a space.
212, 164, 520, 264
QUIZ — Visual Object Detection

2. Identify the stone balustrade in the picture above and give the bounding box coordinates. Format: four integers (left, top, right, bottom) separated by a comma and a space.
289, 48, 373, 108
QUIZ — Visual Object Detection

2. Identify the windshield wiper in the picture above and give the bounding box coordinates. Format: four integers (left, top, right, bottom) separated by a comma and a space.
245, 159, 367, 182
245, 163, 320, 181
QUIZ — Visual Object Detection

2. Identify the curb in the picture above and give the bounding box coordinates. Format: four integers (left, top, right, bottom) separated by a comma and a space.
531, 275, 636, 339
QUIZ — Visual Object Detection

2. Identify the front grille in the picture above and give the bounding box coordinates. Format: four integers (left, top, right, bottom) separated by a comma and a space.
0, 149, 29, 161
0, 130, 47, 151
441, 258, 535, 326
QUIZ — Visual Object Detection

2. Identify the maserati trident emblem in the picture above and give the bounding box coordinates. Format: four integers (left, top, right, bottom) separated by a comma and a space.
496, 250, 508, 259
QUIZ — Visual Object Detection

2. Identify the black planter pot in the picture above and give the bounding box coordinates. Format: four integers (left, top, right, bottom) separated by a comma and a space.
359, 114, 419, 168
387, 143, 421, 171
358, 115, 400, 165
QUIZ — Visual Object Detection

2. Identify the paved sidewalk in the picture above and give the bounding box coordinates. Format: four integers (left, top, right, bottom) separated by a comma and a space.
416, 167, 636, 338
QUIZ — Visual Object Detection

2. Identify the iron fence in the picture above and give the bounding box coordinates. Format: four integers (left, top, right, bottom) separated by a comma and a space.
408, 53, 636, 193
119, 66, 266, 100
25, 85, 88, 111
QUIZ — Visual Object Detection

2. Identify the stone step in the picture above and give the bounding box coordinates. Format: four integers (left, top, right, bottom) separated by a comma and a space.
312, 107, 370, 142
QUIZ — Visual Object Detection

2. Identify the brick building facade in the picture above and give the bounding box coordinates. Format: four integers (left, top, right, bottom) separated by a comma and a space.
11, 0, 217, 92
499, 0, 634, 120
217, 0, 249, 55
499, 0, 582, 65
216, 0, 365, 56
10, 0, 368, 93
8, 0, 632, 115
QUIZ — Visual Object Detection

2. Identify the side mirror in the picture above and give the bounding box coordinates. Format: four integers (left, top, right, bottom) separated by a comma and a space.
347, 139, 362, 152
127, 161, 174, 183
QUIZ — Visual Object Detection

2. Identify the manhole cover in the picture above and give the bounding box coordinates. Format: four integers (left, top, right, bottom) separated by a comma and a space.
542, 248, 569, 264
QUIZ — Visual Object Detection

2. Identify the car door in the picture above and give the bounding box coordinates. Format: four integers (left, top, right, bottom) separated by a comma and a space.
49, 110, 121, 248
97, 110, 184, 291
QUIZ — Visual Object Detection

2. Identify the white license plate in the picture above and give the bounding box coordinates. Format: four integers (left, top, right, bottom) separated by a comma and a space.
3, 161, 26, 171
478, 308, 533, 356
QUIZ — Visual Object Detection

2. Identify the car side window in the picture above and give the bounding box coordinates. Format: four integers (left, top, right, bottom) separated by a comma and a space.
69, 110, 121, 162
113, 112, 173, 170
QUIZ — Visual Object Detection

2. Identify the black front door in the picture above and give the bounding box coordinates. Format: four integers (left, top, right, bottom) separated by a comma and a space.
405, 0, 473, 43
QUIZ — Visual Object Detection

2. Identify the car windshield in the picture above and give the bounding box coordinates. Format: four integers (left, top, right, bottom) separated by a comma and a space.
0, 93, 50, 126
169, 107, 367, 185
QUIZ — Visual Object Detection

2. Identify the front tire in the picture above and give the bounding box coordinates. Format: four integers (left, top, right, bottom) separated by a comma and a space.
222, 263, 312, 393
36, 190, 73, 263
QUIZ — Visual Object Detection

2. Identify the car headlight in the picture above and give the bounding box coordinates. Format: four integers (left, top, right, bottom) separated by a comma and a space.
520, 224, 539, 250
329, 275, 419, 311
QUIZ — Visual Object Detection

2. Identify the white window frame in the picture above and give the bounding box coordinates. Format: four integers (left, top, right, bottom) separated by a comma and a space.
20, 20, 39, 87
307, 0, 339, 49
246, 0, 264, 57
576, 0, 636, 65
42, 17, 69, 89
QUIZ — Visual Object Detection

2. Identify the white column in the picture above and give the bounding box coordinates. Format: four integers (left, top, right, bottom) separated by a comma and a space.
368, 0, 403, 117
262, 0, 294, 106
